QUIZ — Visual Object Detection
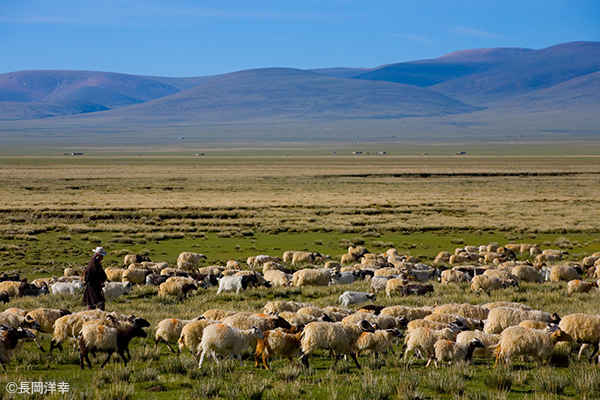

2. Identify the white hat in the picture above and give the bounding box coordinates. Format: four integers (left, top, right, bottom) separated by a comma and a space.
92, 247, 107, 256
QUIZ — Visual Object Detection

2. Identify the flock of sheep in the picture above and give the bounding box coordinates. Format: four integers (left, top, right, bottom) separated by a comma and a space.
1, 242, 600, 372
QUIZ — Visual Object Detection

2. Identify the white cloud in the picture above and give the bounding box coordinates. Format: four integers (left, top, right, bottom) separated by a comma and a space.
390, 33, 433, 44
449, 26, 503, 39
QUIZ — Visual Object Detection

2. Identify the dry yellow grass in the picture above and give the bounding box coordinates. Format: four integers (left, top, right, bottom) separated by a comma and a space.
1, 155, 600, 233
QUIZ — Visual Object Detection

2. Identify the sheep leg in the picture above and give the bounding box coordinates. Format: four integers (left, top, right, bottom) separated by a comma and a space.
301, 353, 310, 368
262, 353, 271, 370
237, 353, 243, 367
33, 337, 45, 352
164, 341, 176, 353
198, 350, 206, 368
49, 339, 63, 354
424, 354, 434, 368
100, 352, 114, 369
212, 351, 220, 364
118, 349, 129, 366
349, 353, 362, 369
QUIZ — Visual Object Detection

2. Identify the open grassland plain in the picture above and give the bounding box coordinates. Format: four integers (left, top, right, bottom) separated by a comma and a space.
1, 154, 600, 399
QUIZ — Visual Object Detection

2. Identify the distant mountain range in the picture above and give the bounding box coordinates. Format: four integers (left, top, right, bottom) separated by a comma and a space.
0, 41, 599, 146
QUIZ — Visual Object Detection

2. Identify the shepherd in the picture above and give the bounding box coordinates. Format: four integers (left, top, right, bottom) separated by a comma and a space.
82, 246, 108, 310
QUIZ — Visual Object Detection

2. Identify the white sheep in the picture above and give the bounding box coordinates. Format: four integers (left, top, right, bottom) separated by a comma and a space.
481, 301, 531, 311
493, 326, 572, 366
380, 305, 434, 321
440, 269, 469, 284
122, 268, 151, 285
424, 313, 483, 331
49, 281, 85, 295
177, 252, 207, 270
433, 338, 484, 367
103, 281, 133, 302
549, 264, 579, 282
25, 308, 71, 334
263, 301, 309, 315
158, 282, 198, 299
385, 278, 406, 298
291, 251, 318, 265
263, 270, 292, 287
370, 276, 398, 294
154, 317, 202, 353
201, 309, 238, 321
483, 307, 561, 334
403, 326, 461, 367
456, 330, 500, 367
471, 275, 518, 294
558, 313, 600, 360
292, 268, 332, 287
355, 328, 402, 357
105, 267, 124, 282
198, 323, 264, 368
510, 265, 542, 283
432, 303, 489, 321
216, 275, 258, 294
338, 291, 375, 307
330, 271, 357, 285
300, 320, 375, 369
177, 319, 219, 357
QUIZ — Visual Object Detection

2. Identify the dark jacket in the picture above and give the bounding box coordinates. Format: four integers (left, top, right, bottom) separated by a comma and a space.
82, 255, 107, 307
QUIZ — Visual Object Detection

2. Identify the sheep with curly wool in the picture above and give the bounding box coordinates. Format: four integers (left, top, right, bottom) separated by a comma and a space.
432, 303, 489, 321
433, 338, 484, 367
155, 317, 203, 353
511, 265, 543, 283
104, 267, 124, 283
122, 268, 151, 285
484, 307, 561, 334
342, 312, 404, 330
198, 323, 264, 368
403, 325, 462, 367
355, 328, 402, 357
177, 252, 206, 270
471, 275, 518, 295
263, 270, 293, 287
263, 300, 310, 315
482, 301, 531, 311
292, 268, 333, 287
550, 264, 579, 282
440, 269, 470, 284
380, 305, 434, 321
25, 308, 70, 334
300, 320, 375, 369
558, 313, 600, 360
177, 319, 219, 357
425, 313, 483, 331
494, 326, 572, 367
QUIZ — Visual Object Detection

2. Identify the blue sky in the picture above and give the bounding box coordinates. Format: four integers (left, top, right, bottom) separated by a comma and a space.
1, 0, 599, 77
